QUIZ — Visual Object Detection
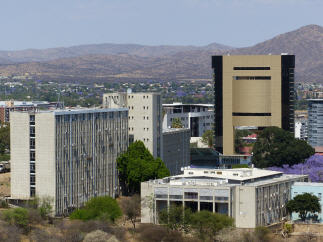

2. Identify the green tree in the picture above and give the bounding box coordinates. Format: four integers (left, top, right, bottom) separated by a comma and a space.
2, 208, 29, 231
252, 127, 314, 168
171, 118, 183, 128
159, 205, 192, 232
117, 141, 170, 194
70, 196, 122, 223
190, 211, 234, 241
286, 193, 321, 221
0, 124, 10, 154
234, 129, 251, 154
201, 130, 214, 148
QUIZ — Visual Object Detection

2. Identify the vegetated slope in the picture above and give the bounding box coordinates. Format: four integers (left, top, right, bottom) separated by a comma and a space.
0, 25, 321, 82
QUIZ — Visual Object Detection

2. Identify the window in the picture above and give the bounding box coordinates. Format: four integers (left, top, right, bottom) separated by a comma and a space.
234, 67, 270, 70
30, 163, 35, 173
30, 175, 35, 185
30, 138, 35, 149
30, 187, 35, 197
234, 76, 271, 80
30, 127, 35, 137
30, 151, 35, 161
184, 192, 198, 199
29, 115, 35, 125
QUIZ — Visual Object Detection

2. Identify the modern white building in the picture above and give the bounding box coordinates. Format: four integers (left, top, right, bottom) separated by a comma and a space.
141, 167, 308, 228
103, 92, 163, 158
308, 99, 323, 147
162, 103, 214, 137
162, 128, 190, 175
10, 108, 128, 216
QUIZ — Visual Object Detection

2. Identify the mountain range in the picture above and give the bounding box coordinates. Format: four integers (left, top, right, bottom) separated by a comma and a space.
0, 24, 322, 83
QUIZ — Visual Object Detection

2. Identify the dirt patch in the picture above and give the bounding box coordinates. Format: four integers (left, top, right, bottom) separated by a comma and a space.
0, 172, 10, 197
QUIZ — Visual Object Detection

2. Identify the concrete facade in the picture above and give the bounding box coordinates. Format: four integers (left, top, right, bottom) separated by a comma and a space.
212, 55, 295, 155
141, 168, 307, 228
103, 92, 162, 158
10, 108, 128, 216
162, 103, 214, 137
308, 100, 323, 147
162, 128, 190, 175
291, 182, 323, 222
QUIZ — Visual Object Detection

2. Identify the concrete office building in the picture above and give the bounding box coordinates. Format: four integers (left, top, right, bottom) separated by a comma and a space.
141, 168, 307, 228
162, 128, 190, 175
291, 182, 323, 222
103, 92, 162, 158
308, 99, 323, 147
10, 108, 128, 216
212, 55, 295, 155
163, 103, 214, 137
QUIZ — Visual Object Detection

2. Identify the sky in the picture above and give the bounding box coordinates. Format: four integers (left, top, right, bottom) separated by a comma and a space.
0, 0, 322, 50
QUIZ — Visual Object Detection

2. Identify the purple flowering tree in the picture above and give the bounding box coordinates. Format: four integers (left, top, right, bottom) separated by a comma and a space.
269, 154, 323, 182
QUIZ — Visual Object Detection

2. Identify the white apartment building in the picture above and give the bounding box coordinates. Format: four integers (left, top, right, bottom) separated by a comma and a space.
103, 92, 162, 158
141, 167, 308, 228
162, 103, 214, 137
10, 108, 128, 216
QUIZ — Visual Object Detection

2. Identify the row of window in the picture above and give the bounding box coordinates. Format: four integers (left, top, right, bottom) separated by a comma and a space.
234, 76, 271, 80
234, 67, 270, 70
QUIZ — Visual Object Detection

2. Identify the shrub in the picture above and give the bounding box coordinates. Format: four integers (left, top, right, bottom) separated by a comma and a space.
190, 211, 234, 241
0, 199, 9, 208
137, 224, 185, 242
2, 208, 29, 231
70, 196, 122, 223
0, 223, 22, 242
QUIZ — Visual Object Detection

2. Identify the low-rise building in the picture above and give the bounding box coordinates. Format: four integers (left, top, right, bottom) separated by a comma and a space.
141, 167, 307, 228
291, 182, 323, 222
162, 128, 190, 175
163, 103, 214, 137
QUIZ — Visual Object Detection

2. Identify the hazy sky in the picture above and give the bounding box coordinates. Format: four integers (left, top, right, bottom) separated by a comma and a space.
0, 0, 322, 50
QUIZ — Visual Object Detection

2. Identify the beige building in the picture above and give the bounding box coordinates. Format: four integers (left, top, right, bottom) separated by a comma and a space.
141, 167, 307, 228
103, 92, 162, 158
10, 108, 128, 215
212, 55, 295, 155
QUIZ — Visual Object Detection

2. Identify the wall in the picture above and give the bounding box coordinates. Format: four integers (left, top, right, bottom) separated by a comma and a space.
10, 112, 30, 199
162, 129, 190, 175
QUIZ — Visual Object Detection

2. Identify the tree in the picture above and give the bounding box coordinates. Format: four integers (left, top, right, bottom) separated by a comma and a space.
70, 196, 122, 223
252, 127, 314, 168
117, 141, 170, 194
120, 194, 141, 229
2, 207, 29, 231
201, 130, 214, 148
286, 193, 321, 221
234, 129, 251, 154
159, 205, 192, 232
171, 118, 183, 128
190, 211, 234, 241
0, 124, 10, 154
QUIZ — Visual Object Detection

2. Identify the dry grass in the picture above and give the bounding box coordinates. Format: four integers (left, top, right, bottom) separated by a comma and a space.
0, 172, 10, 197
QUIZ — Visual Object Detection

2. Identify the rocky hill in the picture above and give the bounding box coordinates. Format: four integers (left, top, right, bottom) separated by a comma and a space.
0, 24, 321, 82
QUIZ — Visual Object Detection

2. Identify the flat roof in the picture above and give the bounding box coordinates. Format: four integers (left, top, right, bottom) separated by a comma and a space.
293, 182, 323, 187
163, 128, 190, 133
163, 103, 213, 107
179, 167, 283, 182
12, 108, 128, 115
